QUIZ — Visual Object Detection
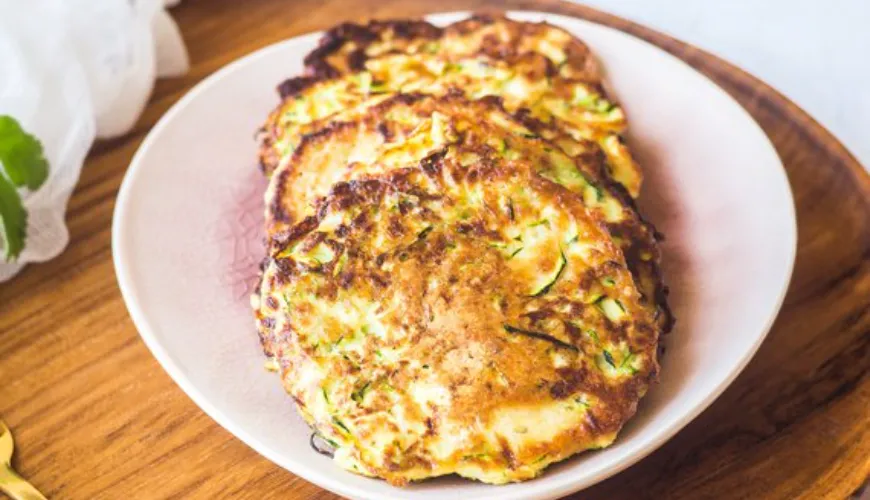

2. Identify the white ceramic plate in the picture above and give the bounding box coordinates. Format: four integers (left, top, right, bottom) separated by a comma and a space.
113, 11, 796, 500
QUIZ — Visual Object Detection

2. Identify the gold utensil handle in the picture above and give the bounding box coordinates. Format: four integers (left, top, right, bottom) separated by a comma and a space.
0, 463, 47, 500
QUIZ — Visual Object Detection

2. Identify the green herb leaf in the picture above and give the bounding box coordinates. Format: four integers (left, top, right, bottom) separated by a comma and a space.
0, 116, 50, 260
0, 116, 49, 189
0, 173, 26, 260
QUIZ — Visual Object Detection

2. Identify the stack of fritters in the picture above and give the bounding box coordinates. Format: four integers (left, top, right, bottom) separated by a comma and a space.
251, 14, 672, 486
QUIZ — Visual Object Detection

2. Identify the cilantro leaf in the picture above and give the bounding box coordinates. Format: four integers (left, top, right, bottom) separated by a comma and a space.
0, 115, 49, 189
0, 172, 27, 260
0, 115, 50, 260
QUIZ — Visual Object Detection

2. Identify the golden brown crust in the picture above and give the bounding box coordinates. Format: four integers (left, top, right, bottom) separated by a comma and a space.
304, 19, 443, 78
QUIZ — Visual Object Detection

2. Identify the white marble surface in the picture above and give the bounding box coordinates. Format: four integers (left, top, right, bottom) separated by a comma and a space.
572, 0, 869, 170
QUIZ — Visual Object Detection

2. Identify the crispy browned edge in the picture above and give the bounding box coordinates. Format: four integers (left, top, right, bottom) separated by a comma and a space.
303, 18, 442, 78
301, 13, 599, 82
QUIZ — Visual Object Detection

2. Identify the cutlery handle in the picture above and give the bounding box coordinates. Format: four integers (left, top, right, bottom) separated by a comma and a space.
0, 464, 47, 500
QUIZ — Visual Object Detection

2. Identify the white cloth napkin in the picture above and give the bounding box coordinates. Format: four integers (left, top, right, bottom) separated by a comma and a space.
0, 0, 188, 281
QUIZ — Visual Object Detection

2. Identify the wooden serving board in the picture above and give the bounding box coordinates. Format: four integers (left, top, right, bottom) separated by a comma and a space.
1, 0, 867, 498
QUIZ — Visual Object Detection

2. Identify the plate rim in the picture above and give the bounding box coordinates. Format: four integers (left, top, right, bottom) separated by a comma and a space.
112, 10, 797, 499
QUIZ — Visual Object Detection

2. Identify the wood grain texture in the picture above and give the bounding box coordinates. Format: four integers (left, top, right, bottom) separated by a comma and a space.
1, 0, 868, 498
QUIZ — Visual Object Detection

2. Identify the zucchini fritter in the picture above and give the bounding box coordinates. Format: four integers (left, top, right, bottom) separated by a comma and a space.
259, 15, 641, 196
303, 14, 600, 82
265, 94, 670, 334
253, 139, 659, 485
